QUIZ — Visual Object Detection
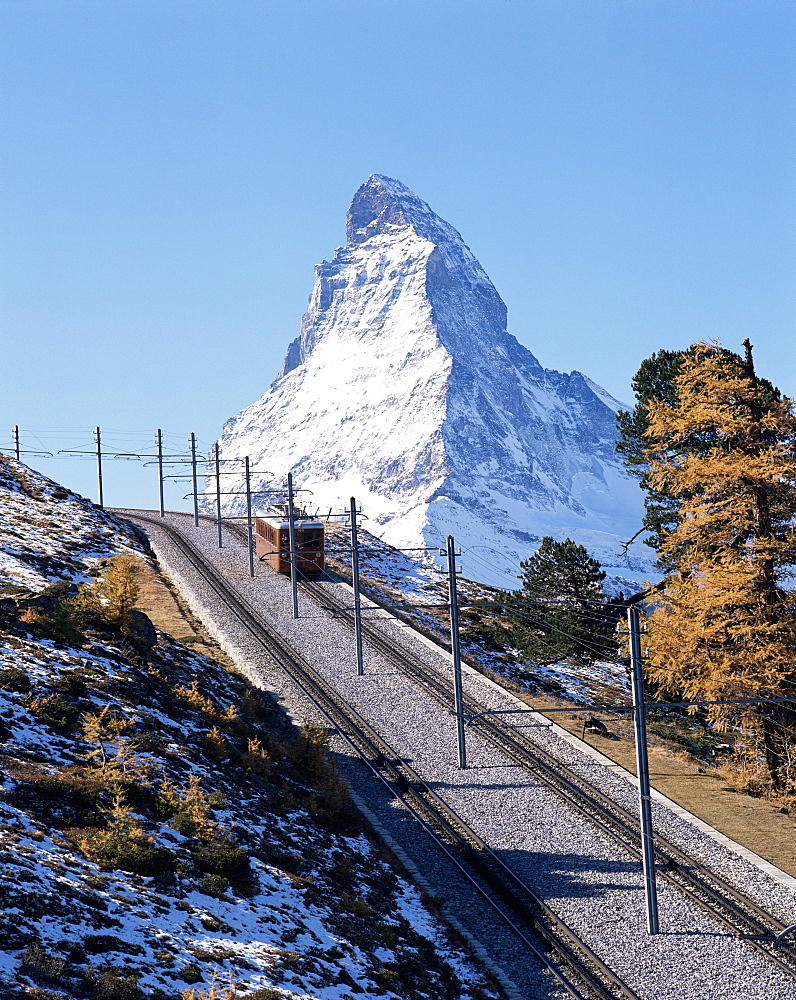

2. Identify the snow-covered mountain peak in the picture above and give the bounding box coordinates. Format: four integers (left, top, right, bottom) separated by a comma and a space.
210, 177, 652, 589
280, 174, 506, 379
346, 174, 471, 253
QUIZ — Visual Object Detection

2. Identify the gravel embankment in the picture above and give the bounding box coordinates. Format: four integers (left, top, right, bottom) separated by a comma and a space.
121, 511, 796, 1000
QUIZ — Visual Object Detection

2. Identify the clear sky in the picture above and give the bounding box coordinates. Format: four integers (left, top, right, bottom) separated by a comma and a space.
2, 0, 794, 511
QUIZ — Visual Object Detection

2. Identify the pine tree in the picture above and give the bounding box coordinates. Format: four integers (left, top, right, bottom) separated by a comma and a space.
616, 348, 691, 567
640, 341, 796, 789
507, 537, 615, 663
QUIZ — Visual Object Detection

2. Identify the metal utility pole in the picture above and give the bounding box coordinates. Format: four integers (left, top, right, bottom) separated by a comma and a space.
628, 604, 660, 934
350, 497, 364, 676
446, 535, 466, 769
95, 427, 104, 509
287, 472, 299, 619
190, 433, 199, 527
13, 425, 20, 462
214, 443, 223, 548
156, 429, 165, 517
244, 456, 255, 578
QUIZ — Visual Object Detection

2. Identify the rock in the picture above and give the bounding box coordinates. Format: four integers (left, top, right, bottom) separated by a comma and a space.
124, 609, 158, 651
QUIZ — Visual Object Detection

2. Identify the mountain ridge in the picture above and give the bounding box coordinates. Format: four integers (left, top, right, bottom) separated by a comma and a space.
208, 175, 651, 589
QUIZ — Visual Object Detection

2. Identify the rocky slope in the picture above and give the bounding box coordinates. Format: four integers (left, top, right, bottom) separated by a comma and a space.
207, 175, 651, 590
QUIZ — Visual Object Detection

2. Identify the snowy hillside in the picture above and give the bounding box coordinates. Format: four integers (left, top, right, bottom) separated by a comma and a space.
207, 174, 653, 590
0, 456, 146, 591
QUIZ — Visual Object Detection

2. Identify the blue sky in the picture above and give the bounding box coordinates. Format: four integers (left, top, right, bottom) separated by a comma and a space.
2, 0, 794, 510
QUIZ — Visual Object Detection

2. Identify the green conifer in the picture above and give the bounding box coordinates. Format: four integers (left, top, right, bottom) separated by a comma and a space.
508, 537, 614, 663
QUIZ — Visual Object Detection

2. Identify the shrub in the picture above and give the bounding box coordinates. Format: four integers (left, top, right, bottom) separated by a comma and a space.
178, 963, 203, 984
340, 894, 374, 918
82, 934, 144, 956
173, 680, 217, 716
26, 693, 80, 728
18, 584, 85, 644
18, 941, 66, 983
198, 874, 230, 898
182, 970, 240, 999
86, 965, 144, 1000
0, 667, 31, 693
80, 708, 148, 784
305, 767, 356, 831
92, 554, 142, 625
191, 841, 251, 879
290, 723, 331, 777
203, 726, 229, 761
158, 775, 221, 837
241, 736, 271, 778
54, 670, 87, 697
78, 808, 177, 877
239, 688, 259, 717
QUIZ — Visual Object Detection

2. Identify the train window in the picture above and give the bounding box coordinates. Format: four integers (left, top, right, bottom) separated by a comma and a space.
302, 530, 322, 549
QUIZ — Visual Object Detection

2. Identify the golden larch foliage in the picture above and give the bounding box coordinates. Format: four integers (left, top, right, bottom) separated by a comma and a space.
642, 342, 796, 789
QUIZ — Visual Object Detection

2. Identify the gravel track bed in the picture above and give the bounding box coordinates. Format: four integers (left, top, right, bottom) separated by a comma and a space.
123, 512, 796, 1000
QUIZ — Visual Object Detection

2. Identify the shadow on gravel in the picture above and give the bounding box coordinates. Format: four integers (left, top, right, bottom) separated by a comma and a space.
497, 848, 642, 902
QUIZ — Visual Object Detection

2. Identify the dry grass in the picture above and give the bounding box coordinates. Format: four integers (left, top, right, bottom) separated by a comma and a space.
519, 691, 796, 874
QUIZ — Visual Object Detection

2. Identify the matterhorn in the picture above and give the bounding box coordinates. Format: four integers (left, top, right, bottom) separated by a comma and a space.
208, 174, 650, 589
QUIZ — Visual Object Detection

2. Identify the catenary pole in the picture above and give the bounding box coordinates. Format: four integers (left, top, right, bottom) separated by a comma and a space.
446, 535, 466, 769
350, 497, 364, 676
95, 427, 104, 509
214, 443, 223, 548
156, 429, 165, 517
245, 457, 255, 578
287, 472, 299, 619
13, 425, 20, 462
190, 433, 199, 527
628, 604, 660, 934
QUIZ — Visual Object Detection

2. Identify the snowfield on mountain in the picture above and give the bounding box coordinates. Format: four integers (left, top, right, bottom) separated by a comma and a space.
207, 174, 653, 591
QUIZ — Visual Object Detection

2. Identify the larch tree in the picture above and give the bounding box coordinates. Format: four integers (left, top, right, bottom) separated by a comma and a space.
640, 341, 796, 789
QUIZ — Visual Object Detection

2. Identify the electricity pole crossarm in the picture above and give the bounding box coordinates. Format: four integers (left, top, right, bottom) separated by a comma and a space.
11, 426, 53, 461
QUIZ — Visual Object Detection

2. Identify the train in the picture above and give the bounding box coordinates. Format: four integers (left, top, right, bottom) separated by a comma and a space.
254, 512, 325, 577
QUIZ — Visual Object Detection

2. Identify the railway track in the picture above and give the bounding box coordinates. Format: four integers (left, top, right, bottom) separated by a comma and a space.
124, 511, 641, 1000
295, 565, 796, 981
200, 514, 796, 982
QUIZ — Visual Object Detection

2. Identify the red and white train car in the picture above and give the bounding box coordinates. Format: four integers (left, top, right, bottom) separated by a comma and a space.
254, 514, 324, 577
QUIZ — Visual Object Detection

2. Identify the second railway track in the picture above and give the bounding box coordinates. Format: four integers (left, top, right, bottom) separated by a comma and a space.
214, 512, 796, 982
297, 570, 796, 981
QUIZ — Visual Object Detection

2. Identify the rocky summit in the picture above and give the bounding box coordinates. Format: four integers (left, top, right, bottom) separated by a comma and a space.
207, 174, 651, 589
